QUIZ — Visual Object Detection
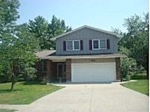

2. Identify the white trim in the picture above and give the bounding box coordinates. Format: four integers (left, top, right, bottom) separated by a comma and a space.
92, 39, 100, 50
66, 40, 80, 51
66, 40, 73, 51
100, 39, 107, 49
92, 39, 107, 50
73, 40, 80, 50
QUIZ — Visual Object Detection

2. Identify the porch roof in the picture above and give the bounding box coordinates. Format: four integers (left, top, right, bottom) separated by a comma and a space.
40, 53, 125, 60
35, 50, 56, 58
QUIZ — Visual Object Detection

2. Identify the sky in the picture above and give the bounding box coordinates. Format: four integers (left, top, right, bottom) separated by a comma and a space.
17, 0, 148, 32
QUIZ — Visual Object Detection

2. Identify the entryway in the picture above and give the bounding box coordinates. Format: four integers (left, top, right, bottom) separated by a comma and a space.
57, 63, 66, 82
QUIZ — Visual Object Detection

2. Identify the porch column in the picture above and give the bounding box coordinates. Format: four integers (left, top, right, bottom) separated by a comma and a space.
115, 58, 121, 81
47, 60, 53, 83
66, 59, 71, 82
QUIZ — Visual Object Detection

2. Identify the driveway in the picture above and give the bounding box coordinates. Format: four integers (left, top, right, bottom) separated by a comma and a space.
17, 82, 148, 112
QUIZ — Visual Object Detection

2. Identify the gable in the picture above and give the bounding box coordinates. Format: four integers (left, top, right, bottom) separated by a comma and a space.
51, 25, 122, 41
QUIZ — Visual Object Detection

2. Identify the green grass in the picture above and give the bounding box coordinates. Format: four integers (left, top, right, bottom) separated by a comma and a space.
121, 79, 149, 95
0, 109, 16, 112
0, 82, 62, 104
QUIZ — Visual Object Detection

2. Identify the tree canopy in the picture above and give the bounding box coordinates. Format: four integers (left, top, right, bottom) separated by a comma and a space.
0, 0, 39, 90
28, 15, 72, 50
119, 13, 149, 79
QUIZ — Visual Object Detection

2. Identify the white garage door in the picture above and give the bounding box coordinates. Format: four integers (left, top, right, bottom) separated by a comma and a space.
71, 62, 116, 83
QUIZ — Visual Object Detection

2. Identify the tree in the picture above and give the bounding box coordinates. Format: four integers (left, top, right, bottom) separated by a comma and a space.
0, 23, 40, 91
0, 0, 40, 90
0, 0, 20, 85
28, 15, 72, 50
47, 15, 72, 49
119, 13, 149, 78
119, 46, 136, 80
0, 0, 20, 38
28, 16, 49, 50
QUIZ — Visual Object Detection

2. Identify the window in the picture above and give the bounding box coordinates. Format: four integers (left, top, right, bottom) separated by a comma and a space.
92, 39, 107, 50
93, 40, 99, 49
74, 41, 80, 50
100, 40, 107, 49
66, 40, 80, 51
66, 41, 73, 51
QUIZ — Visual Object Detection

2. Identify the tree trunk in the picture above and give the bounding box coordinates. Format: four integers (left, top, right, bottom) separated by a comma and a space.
10, 73, 15, 91
146, 53, 149, 79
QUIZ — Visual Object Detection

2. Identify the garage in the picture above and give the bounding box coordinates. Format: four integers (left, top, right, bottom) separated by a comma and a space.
71, 62, 116, 83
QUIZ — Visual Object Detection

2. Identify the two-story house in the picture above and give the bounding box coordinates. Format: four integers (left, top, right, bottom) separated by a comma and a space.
35, 25, 123, 83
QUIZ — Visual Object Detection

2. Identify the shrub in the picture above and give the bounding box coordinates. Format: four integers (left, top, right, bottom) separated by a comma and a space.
131, 74, 147, 80
126, 75, 131, 81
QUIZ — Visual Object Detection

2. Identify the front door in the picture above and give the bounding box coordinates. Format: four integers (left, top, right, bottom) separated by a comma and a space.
57, 63, 66, 81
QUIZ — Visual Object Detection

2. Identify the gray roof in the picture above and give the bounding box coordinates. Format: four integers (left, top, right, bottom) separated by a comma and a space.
51, 25, 122, 41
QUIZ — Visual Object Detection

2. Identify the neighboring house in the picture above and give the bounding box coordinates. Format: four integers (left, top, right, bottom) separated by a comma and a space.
35, 25, 123, 83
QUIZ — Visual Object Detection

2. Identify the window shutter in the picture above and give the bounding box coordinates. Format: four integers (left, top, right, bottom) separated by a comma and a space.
107, 39, 110, 49
63, 41, 66, 51
80, 40, 83, 50
89, 40, 92, 50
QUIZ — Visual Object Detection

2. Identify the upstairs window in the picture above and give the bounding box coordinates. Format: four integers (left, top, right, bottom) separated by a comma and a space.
66, 41, 73, 51
93, 39, 99, 50
74, 41, 80, 50
92, 39, 107, 50
100, 40, 107, 49
66, 40, 80, 51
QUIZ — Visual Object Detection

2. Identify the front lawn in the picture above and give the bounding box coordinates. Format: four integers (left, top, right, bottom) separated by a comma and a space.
0, 82, 62, 104
121, 79, 149, 95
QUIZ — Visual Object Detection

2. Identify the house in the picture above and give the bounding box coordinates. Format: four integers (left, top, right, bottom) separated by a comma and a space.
35, 25, 124, 83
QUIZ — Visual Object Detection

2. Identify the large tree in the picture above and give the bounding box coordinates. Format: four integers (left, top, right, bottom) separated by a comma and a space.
119, 13, 149, 78
0, 0, 20, 39
0, 0, 40, 91
28, 16, 49, 50
0, 0, 20, 86
28, 15, 72, 50
47, 15, 72, 49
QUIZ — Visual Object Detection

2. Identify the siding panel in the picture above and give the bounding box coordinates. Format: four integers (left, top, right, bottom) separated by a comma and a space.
56, 28, 118, 55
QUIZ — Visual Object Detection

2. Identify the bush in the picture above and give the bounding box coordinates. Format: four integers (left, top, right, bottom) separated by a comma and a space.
120, 56, 136, 80
131, 75, 147, 80
126, 75, 131, 81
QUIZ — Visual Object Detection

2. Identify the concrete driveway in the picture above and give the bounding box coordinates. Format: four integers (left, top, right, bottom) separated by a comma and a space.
18, 82, 148, 112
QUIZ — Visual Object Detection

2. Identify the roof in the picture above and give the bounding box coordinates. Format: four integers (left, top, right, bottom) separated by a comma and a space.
35, 50, 56, 58
35, 50, 125, 60
40, 53, 125, 60
51, 25, 122, 41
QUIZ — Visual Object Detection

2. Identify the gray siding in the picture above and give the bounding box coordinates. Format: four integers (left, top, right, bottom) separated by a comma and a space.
56, 28, 118, 55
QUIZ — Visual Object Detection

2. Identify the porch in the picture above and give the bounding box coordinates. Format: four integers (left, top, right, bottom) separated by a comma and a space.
45, 59, 71, 83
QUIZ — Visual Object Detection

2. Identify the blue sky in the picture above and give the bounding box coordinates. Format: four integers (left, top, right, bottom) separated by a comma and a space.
17, 0, 148, 32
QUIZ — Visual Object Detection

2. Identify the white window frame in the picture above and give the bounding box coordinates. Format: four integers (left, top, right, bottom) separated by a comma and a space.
92, 39, 107, 50
92, 39, 100, 50
100, 39, 107, 49
66, 40, 80, 51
